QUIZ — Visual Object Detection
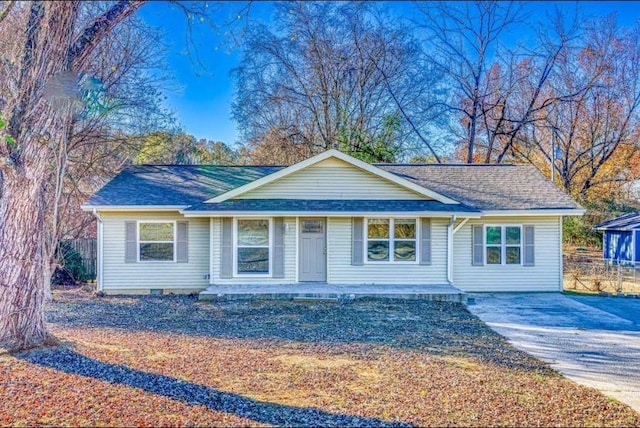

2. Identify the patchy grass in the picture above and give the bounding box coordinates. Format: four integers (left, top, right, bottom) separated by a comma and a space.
0, 288, 638, 427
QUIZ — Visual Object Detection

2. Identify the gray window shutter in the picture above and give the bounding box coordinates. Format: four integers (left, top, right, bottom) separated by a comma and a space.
125, 221, 137, 263
220, 218, 233, 278
523, 225, 535, 266
472, 225, 484, 266
176, 221, 188, 263
352, 217, 364, 266
420, 218, 432, 265
273, 218, 285, 278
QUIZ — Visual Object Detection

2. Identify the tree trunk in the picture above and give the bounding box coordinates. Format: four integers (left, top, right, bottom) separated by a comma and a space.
0, 167, 58, 351
467, 99, 479, 163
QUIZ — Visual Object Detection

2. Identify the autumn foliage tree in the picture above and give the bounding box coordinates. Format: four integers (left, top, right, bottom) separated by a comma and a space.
518, 15, 640, 201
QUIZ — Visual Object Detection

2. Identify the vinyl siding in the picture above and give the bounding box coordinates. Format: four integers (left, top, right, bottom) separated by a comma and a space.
210, 217, 297, 284
238, 159, 426, 200
453, 216, 562, 292
327, 217, 449, 284
100, 212, 210, 292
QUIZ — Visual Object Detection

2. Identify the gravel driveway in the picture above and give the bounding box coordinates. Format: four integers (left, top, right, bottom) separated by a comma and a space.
467, 293, 640, 411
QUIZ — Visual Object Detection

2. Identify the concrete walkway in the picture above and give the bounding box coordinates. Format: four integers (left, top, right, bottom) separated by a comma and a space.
199, 283, 466, 302
468, 293, 640, 412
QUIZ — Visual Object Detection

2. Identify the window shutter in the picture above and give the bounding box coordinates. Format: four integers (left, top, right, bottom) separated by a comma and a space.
220, 218, 233, 278
273, 218, 285, 278
523, 225, 535, 266
352, 217, 364, 266
176, 221, 188, 263
125, 221, 137, 263
472, 225, 484, 266
420, 218, 432, 265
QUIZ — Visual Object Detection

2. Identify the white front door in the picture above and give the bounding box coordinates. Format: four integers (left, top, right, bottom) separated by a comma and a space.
299, 218, 327, 282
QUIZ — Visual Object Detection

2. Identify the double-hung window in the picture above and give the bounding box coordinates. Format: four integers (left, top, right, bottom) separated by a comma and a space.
236, 219, 271, 275
366, 218, 417, 263
138, 221, 175, 261
485, 225, 522, 265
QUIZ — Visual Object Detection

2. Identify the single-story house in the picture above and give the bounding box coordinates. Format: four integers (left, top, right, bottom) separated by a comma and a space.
595, 212, 640, 266
81, 149, 584, 295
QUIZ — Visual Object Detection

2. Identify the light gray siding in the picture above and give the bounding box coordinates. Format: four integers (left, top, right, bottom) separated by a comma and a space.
100, 212, 210, 293
237, 160, 425, 200
327, 217, 448, 284
100, 212, 563, 293
210, 217, 298, 284
453, 216, 562, 292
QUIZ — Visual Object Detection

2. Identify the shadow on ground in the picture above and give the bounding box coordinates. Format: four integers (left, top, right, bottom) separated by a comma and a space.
47, 291, 549, 372
19, 347, 406, 427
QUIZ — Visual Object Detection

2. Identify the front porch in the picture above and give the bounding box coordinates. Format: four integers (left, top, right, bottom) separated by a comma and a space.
198, 283, 466, 303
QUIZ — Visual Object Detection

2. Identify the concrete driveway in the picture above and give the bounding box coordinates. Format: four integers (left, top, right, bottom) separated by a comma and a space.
467, 293, 640, 412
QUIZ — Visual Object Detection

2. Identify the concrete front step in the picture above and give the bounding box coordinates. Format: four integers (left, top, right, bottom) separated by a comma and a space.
198, 284, 467, 303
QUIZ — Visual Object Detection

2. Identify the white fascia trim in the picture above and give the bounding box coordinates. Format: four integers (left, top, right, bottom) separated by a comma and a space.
181, 211, 482, 218
204, 149, 460, 205
81, 205, 188, 212
481, 209, 585, 217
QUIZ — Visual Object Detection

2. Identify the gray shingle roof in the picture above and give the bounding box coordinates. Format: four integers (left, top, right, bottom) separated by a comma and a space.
84, 162, 581, 212
184, 199, 480, 214
85, 165, 283, 206
595, 212, 640, 231
377, 164, 581, 211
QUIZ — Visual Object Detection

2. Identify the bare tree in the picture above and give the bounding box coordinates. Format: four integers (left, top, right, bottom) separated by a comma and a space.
417, 1, 522, 163
233, 1, 435, 162
476, 9, 580, 163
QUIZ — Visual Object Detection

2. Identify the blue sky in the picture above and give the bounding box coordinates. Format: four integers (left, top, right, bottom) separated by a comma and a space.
138, 1, 640, 147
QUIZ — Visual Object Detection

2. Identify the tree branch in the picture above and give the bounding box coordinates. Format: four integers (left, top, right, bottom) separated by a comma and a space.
0, 0, 16, 26
69, 0, 145, 69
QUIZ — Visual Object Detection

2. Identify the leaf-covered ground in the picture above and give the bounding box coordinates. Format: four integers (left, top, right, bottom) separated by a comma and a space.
1, 288, 638, 427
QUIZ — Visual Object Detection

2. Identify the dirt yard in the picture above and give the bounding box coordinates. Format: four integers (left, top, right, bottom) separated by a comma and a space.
1, 288, 638, 427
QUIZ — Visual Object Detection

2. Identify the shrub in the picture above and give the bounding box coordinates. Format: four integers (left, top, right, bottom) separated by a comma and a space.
52, 241, 90, 285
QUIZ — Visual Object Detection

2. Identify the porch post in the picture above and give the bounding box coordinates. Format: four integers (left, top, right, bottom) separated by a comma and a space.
92, 209, 104, 292
447, 215, 456, 284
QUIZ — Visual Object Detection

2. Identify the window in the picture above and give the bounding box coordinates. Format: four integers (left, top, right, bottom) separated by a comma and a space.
485, 225, 521, 265
139, 222, 175, 261
236, 219, 270, 275
366, 218, 417, 263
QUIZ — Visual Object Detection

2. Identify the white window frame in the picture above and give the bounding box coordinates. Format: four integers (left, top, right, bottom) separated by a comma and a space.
364, 217, 419, 264
484, 224, 522, 266
233, 217, 273, 277
137, 220, 176, 263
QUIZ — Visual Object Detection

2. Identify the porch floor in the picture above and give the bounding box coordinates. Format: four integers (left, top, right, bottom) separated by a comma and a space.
198, 283, 466, 303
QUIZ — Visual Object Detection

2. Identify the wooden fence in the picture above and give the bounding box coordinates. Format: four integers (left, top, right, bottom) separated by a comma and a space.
63, 238, 97, 281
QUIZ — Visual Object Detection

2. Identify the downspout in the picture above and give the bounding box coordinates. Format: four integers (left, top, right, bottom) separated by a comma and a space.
447, 215, 456, 284
91, 209, 104, 292
559, 216, 564, 291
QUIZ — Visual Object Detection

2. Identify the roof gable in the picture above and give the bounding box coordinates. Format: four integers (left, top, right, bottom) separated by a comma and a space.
595, 212, 640, 231
206, 150, 459, 204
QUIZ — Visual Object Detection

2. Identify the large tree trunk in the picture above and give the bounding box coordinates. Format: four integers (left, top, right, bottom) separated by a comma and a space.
0, 1, 143, 352
0, 165, 57, 350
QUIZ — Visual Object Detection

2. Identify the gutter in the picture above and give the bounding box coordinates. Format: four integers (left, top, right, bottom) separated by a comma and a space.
91, 209, 104, 292
180, 210, 482, 218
